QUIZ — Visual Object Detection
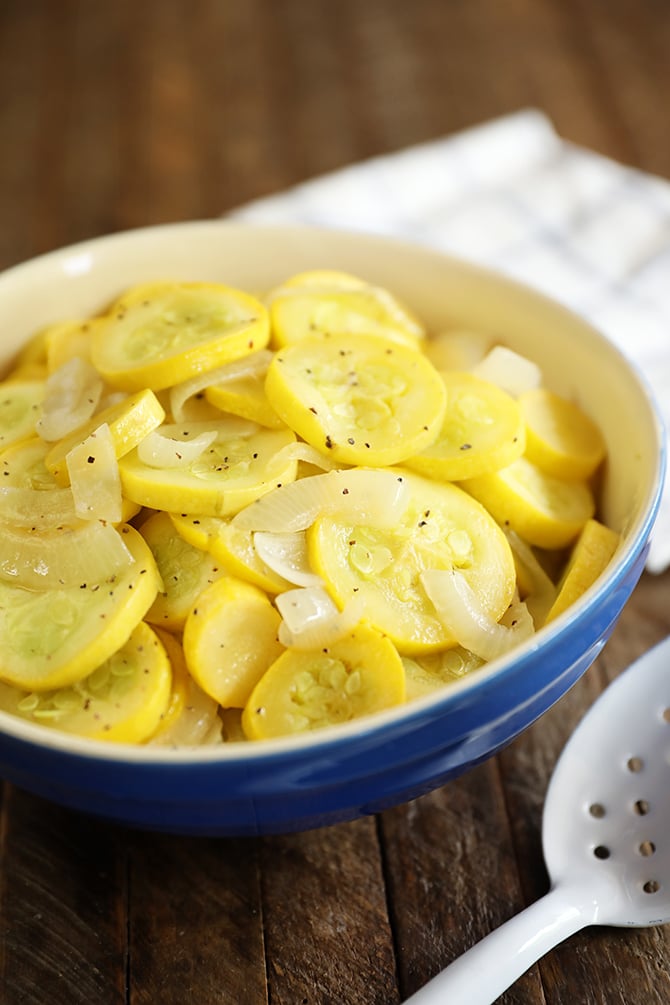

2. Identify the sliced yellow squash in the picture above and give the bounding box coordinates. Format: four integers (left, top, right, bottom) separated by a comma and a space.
308, 469, 516, 654
119, 424, 298, 516
406, 371, 525, 481
268, 269, 424, 349
90, 281, 269, 391
0, 380, 44, 450
544, 519, 621, 624
242, 624, 406, 739
265, 334, 446, 466
403, 647, 485, 700
520, 388, 606, 480
461, 456, 595, 549
148, 628, 223, 746
205, 375, 285, 428
0, 621, 171, 743
170, 513, 293, 594
183, 576, 283, 707
0, 526, 160, 691
141, 511, 225, 630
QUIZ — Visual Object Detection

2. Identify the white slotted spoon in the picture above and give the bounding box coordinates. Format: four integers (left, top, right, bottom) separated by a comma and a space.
405, 636, 670, 1005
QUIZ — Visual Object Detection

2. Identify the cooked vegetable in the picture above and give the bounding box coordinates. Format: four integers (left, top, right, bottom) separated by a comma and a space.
0, 621, 172, 742
0, 271, 616, 744
141, 511, 225, 630
308, 470, 516, 653
118, 422, 298, 515
519, 387, 606, 480
544, 519, 621, 623
0, 526, 160, 691
264, 333, 446, 466
183, 576, 283, 707
405, 371, 525, 481
90, 281, 270, 391
268, 269, 424, 349
460, 456, 596, 549
45, 387, 165, 485
0, 380, 45, 449
241, 625, 406, 739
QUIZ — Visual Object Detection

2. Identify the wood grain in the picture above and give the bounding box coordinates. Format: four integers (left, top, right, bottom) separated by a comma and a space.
128, 833, 266, 1004
260, 819, 398, 1005
0, 2, 669, 1003
0, 789, 127, 1005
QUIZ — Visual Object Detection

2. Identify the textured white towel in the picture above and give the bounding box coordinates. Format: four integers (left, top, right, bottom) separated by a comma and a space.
229, 109, 670, 572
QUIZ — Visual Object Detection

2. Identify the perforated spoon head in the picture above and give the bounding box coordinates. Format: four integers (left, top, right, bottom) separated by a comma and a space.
542, 636, 670, 927
403, 640, 670, 1005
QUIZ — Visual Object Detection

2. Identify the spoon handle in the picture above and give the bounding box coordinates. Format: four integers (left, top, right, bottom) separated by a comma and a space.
403, 885, 593, 1005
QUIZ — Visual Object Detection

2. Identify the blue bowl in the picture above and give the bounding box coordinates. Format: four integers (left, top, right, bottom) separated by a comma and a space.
0, 222, 664, 835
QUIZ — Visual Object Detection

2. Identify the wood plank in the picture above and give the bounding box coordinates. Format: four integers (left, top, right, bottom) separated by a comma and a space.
0, 3, 52, 269
260, 817, 399, 1005
127, 831, 267, 1004
569, 0, 670, 176
380, 760, 544, 1003
0, 786, 127, 1005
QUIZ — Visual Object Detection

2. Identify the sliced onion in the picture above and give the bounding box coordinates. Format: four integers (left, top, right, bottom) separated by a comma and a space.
96, 390, 127, 412
505, 529, 557, 626
36, 357, 103, 441
0, 486, 78, 528
276, 586, 364, 650
253, 531, 323, 587
472, 345, 542, 398
137, 427, 219, 469
149, 676, 223, 747
266, 441, 340, 473
169, 350, 273, 422
0, 520, 134, 590
424, 330, 492, 371
66, 423, 123, 523
421, 568, 535, 661
232, 468, 410, 533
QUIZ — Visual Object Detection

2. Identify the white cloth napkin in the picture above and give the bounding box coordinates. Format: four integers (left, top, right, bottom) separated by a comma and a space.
228, 109, 670, 572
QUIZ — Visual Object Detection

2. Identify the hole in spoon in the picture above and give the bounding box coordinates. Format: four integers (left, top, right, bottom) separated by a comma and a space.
589, 803, 606, 818
593, 845, 610, 860
638, 841, 656, 857
643, 880, 660, 894
627, 756, 644, 773
662, 707, 670, 723
634, 799, 650, 816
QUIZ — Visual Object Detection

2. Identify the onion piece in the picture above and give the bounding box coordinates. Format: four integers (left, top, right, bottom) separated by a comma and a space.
424, 330, 492, 371
421, 568, 535, 661
66, 423, 123, 523
505, 529, 557, 626
0, 519, 134, 590
149, 675, 222, 747
36, 357, 104, 441
169, 350, 273, 422
267, 441, 340, 473
472, 346, 542, 398
276, 586, 364, 650
253, 531, 323, 588
232, 468, 410, 533
0, 485, 78, 528
137, 427, 219, 469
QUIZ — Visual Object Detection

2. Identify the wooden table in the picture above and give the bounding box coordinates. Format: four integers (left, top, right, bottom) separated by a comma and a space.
1, 2, 669, 1002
